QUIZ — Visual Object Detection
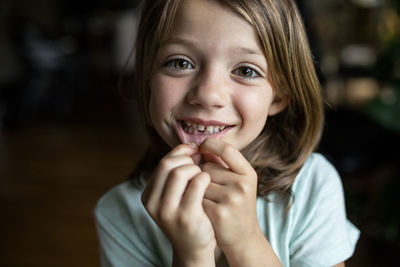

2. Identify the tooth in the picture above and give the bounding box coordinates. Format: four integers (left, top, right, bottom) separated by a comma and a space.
198, 124, 205, 131
188, 127, 194, 134
214, 127, 220, 133
220, 126, 225, 130
186, 121, 192, 127
194, 129, 199, 134
192, 123, 198, 129
206, 126, 214, 134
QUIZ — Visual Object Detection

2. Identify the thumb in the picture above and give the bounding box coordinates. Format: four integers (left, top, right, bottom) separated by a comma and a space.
203, 153, 229, 169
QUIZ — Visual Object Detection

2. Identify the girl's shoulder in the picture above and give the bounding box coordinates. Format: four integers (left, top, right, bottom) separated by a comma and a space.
288, 153, 360, 265
258, 153, 344, 212
288, 152, 350, 225
292, 152, 342, 195
257, 153, 359, 265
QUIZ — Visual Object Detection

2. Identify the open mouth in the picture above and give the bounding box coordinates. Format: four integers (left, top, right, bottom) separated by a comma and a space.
176, 119, 233, 145
182, 121, 227, 134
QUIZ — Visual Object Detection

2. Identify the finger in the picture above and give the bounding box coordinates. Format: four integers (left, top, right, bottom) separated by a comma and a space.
203, 181, 226, 203
161, 164, 202, 208
167, 143, 198, 158
149, 143, 199, 196
181, 172, 211, 210
203, 163, 253, 201
144, 155, 195, 209
202, 198, 218, 222
201, 162, 234, 185
203, 153, 229, 169
199, 138, 251, 175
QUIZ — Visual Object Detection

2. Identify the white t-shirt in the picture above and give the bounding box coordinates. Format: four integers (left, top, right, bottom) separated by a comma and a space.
94, 153, 360, 266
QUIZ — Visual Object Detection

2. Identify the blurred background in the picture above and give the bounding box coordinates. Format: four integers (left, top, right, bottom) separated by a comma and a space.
0, 0, 399, 266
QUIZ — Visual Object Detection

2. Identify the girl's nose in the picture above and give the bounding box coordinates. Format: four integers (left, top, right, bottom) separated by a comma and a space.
186, 69, 229, 109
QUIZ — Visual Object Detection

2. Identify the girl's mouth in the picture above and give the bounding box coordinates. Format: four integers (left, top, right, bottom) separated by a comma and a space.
176, 119, 233, 145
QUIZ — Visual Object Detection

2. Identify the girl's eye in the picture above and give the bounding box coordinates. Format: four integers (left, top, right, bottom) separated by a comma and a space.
233, 67, 260, 79
166, 59, 194, 70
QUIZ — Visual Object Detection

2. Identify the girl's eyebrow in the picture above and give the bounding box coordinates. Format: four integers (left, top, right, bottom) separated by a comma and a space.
231, 47, 263, 57
164, 37, 263, 57
163, 38, 197, 49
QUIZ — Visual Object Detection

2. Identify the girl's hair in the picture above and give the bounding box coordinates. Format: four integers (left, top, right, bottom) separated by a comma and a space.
131, 0, 324, 197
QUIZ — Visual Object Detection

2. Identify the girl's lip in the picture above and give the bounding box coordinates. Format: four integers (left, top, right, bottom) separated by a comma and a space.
175, 119, 234, 145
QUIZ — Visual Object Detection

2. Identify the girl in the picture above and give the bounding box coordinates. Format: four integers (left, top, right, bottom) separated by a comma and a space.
95, 0, 360, 266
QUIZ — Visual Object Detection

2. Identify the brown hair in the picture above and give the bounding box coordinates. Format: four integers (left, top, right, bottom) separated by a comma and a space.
131, 0, 324, 197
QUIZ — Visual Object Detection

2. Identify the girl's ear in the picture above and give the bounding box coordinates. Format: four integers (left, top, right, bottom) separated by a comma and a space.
268, 94, 289, 116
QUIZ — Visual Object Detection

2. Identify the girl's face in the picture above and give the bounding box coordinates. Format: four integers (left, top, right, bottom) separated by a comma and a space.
149, 0, 285, 150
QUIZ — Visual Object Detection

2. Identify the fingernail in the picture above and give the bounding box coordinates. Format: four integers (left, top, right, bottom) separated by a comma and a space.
188, 142, 197, 149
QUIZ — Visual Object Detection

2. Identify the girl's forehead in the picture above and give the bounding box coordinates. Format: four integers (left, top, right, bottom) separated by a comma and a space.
165, 0, 263, 54
174, 0, 250, 31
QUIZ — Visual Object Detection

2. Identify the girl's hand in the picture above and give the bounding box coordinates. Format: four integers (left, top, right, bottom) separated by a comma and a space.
141, 144, 216, 266
200, 138, 262, 253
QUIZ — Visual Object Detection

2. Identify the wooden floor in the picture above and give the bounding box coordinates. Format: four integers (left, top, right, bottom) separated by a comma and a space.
0, 104, 396, 266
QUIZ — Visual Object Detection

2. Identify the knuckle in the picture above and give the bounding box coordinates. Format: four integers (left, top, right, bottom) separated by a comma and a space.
225, 193, 240, 205
176, 212, 192, 227
214, 207, 228, 223
191, 175, 208, 189
173, 143, 192, 155
158, 157, 172, 170
236, 181, 250, 194
170, 165, 200, 179
169, 167, 184, 178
